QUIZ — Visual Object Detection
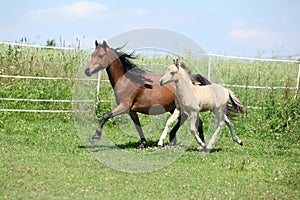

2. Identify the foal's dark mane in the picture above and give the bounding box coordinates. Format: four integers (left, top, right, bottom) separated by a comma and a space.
180, 62, 211, 86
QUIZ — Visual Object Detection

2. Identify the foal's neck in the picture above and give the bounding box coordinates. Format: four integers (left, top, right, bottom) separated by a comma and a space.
175, 69, 195, 100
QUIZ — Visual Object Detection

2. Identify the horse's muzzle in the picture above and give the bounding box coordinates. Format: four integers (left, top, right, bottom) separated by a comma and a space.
84, 68, 92, 76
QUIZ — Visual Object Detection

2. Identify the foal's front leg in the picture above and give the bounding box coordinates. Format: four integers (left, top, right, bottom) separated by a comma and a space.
207, 112, 224, 150
158, 108, 180, 147
190, 112, 206, 149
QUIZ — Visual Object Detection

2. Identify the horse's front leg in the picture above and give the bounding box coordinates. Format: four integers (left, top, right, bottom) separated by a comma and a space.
158, 108, 181, 147
129, 111, 147, 149
91, 104, 127, 144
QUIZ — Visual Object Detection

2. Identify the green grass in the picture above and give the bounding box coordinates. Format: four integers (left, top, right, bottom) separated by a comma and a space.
1, 45, 300, 199
1, 112, 299, 199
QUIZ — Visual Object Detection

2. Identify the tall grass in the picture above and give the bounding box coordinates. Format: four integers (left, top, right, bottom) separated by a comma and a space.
1, 44, 299, 136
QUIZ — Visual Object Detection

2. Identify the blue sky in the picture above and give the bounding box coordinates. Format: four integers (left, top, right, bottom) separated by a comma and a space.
1, 0, 299, 57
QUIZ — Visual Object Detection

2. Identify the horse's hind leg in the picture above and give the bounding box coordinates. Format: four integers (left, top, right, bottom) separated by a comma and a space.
158, 108, 180, 147
224, 115, 243, 146
196, 115, 205, 143
168, 111, 188, 145
129, 111, 147, 149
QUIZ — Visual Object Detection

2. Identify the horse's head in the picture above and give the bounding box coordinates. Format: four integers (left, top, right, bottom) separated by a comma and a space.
84, 40, 113, 76
159, 59, 180, 86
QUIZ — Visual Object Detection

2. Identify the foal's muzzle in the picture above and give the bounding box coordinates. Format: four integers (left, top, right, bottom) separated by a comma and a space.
159, 80, 164, 86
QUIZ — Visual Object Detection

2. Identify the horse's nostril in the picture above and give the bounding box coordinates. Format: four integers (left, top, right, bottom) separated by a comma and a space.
84, 68, 91, 76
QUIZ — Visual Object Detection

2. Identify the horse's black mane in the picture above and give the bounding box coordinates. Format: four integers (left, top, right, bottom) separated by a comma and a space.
113, 47, 153, 84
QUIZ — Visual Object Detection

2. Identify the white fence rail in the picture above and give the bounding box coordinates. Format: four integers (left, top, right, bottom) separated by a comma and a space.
1, 42, 299, 112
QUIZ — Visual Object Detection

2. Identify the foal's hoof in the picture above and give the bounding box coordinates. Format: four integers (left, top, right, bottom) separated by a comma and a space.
239, 141, 243, 146
90, 135, 100, 144
136, 141, 148, 150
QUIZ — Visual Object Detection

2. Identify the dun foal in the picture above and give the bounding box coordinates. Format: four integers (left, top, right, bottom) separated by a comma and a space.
159, 60, 244, 150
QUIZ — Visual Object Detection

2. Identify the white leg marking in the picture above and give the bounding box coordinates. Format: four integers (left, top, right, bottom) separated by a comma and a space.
158, 108, 180, 146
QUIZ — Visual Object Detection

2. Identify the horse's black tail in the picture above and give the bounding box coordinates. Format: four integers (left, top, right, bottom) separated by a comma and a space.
226, 90, 244, 119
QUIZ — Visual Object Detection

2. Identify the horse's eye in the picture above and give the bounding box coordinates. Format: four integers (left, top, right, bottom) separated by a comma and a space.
98, 54, 104, 59
170, 71, 176, 76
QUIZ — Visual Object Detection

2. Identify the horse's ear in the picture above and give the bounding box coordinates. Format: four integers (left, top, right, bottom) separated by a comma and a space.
95, 40, 99, 48
103, 40, 108, 48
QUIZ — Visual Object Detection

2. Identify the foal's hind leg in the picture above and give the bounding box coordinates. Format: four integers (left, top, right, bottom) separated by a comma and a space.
224, 115, 243, 146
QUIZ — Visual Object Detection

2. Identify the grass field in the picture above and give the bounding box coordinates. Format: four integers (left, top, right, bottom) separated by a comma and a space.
1, 45, 299, 199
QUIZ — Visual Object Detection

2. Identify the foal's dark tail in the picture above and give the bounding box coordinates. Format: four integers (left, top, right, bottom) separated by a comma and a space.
227, 90, 244, 119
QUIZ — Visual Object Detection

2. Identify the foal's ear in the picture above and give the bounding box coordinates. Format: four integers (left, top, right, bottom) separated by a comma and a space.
95, 40, 99, 48
173, 58, 179, 68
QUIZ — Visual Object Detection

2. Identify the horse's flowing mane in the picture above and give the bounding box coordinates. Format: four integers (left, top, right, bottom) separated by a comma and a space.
112, 47, 153, 84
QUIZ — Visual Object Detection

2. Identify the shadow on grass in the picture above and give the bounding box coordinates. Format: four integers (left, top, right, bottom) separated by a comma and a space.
78, 139, 161, 151
186, 147, 223, 153
79, 141, 224, 154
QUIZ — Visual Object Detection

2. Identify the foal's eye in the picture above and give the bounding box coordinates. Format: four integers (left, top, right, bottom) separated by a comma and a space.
170, 71, 176, 76
98, 54, 104, 59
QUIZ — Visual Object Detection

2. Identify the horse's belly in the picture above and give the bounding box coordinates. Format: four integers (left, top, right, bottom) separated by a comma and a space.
130, 85, 176, 114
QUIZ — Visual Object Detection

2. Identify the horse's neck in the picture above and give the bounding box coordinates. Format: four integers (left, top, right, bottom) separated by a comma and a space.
106, 56, 125, 88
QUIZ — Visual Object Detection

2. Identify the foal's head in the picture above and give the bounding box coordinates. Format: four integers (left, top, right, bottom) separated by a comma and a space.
159, 59, 181, 86
84, 40, 115, 76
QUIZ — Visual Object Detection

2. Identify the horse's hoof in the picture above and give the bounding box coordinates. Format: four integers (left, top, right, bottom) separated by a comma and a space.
136, 141, 148, 150
169, 140, 177, 146
90, 135, 100, 144
239, 141, 243, 146
157, 144, 163, 148
136, 144, 148, 149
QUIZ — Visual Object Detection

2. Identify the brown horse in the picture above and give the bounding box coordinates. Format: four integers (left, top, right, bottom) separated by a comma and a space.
84, 40, 210, 149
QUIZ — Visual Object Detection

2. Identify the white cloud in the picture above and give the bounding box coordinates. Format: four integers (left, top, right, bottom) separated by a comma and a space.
28, 1, 107, 19
228, 29, 283, 40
